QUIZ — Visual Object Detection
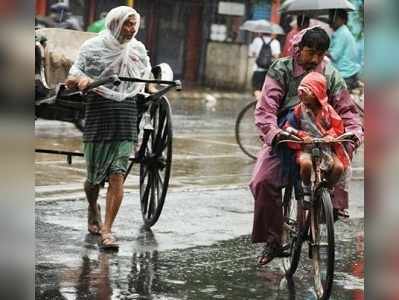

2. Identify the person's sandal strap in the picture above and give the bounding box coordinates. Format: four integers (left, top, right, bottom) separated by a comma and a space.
258, 244, 278, 265
100, 233, 119, 250
337, 209, 350, 218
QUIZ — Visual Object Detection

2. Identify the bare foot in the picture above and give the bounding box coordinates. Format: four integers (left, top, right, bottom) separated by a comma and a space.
88, 204, 102, 235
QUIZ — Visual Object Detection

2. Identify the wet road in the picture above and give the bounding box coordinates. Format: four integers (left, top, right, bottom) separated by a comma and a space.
35, 94, 364, 299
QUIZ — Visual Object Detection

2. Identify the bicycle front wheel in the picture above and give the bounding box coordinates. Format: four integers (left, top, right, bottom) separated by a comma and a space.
311, 188, 335, 300
235, 100, 262, 160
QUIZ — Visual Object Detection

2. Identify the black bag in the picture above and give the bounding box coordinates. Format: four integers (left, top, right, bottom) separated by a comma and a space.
255, 38, 273, 69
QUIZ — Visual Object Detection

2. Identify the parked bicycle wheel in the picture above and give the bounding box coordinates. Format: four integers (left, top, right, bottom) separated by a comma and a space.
282, 184, 305, 276
139, 96, 173, 227
311, 188, 335, 300
235, 100, 262, 160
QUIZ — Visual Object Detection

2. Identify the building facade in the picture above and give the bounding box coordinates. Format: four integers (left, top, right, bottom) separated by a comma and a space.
36, 0, 280, 88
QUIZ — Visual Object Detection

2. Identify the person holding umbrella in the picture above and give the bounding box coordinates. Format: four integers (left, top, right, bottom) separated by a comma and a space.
240, 20, 284, 100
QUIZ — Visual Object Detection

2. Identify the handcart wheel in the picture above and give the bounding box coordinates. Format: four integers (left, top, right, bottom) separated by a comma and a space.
139, 96, 172, 227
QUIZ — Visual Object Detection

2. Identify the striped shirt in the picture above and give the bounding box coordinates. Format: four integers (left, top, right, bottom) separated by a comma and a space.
83, 93, 138, 143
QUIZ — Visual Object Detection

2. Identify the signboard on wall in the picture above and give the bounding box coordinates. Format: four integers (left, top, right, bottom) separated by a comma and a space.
218, 2, 245, 16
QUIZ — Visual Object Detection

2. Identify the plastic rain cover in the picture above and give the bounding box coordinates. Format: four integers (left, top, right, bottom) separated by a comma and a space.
69, 6, 151, 101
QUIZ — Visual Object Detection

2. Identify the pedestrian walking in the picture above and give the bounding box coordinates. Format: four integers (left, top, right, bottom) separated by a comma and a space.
65, 6, 152, 250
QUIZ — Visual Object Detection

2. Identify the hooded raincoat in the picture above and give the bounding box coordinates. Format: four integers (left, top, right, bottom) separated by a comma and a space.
285, 71, 351, 170
249, 27, 363, 245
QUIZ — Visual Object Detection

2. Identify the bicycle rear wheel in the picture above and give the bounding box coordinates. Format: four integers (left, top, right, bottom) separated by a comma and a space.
311, 188, 335, 300
235, 100, 262, 160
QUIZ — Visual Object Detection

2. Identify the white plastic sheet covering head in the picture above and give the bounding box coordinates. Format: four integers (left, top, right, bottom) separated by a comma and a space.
69, 6, 151, 101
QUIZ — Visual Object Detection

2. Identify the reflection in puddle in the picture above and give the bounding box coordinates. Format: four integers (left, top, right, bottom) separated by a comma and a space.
54, 227, 161, 299
36, 226, 363, 300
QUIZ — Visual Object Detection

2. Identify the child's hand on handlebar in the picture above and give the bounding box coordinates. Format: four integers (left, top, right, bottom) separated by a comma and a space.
302, 135, 313, 143
322, 135, 335, 143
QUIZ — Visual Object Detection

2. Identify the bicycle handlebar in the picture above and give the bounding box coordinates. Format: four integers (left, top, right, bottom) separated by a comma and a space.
35, 75, 182, 106
118, 76, 182, 90
81, 75, 181, 93
84, 74, 121, 91
277, 132, 356, 146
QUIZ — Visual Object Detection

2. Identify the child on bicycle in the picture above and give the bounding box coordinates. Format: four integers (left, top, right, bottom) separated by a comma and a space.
283, 72, 351, 209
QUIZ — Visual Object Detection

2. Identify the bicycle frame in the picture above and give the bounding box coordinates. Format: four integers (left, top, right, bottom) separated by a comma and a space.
279, 132, 356, 298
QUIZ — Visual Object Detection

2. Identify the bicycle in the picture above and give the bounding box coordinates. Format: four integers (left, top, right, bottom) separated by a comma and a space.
235, 88, 364, 161
276, 131, 356, 300
234, 99, 262, 160
36, 65, 182, 227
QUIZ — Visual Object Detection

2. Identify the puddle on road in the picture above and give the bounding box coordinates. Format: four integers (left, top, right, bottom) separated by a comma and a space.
36, 221, 364, 300
35, 97, 363, 299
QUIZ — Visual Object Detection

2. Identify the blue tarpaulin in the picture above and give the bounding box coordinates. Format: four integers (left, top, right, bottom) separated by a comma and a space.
251, 0, 272, 20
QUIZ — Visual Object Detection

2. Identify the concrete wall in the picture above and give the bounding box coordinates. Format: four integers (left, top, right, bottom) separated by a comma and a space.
204, 42, 249, 90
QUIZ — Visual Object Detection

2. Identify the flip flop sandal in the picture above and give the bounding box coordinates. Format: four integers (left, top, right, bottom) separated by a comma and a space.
88, 204, 102, 235
337, 209, 350, 218
99, 233, 119, 251
257, 243, 291, 265
257, 244, 279, 266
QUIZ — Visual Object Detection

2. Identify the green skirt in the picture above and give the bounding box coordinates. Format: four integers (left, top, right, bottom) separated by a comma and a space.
83, 141, 134, 185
